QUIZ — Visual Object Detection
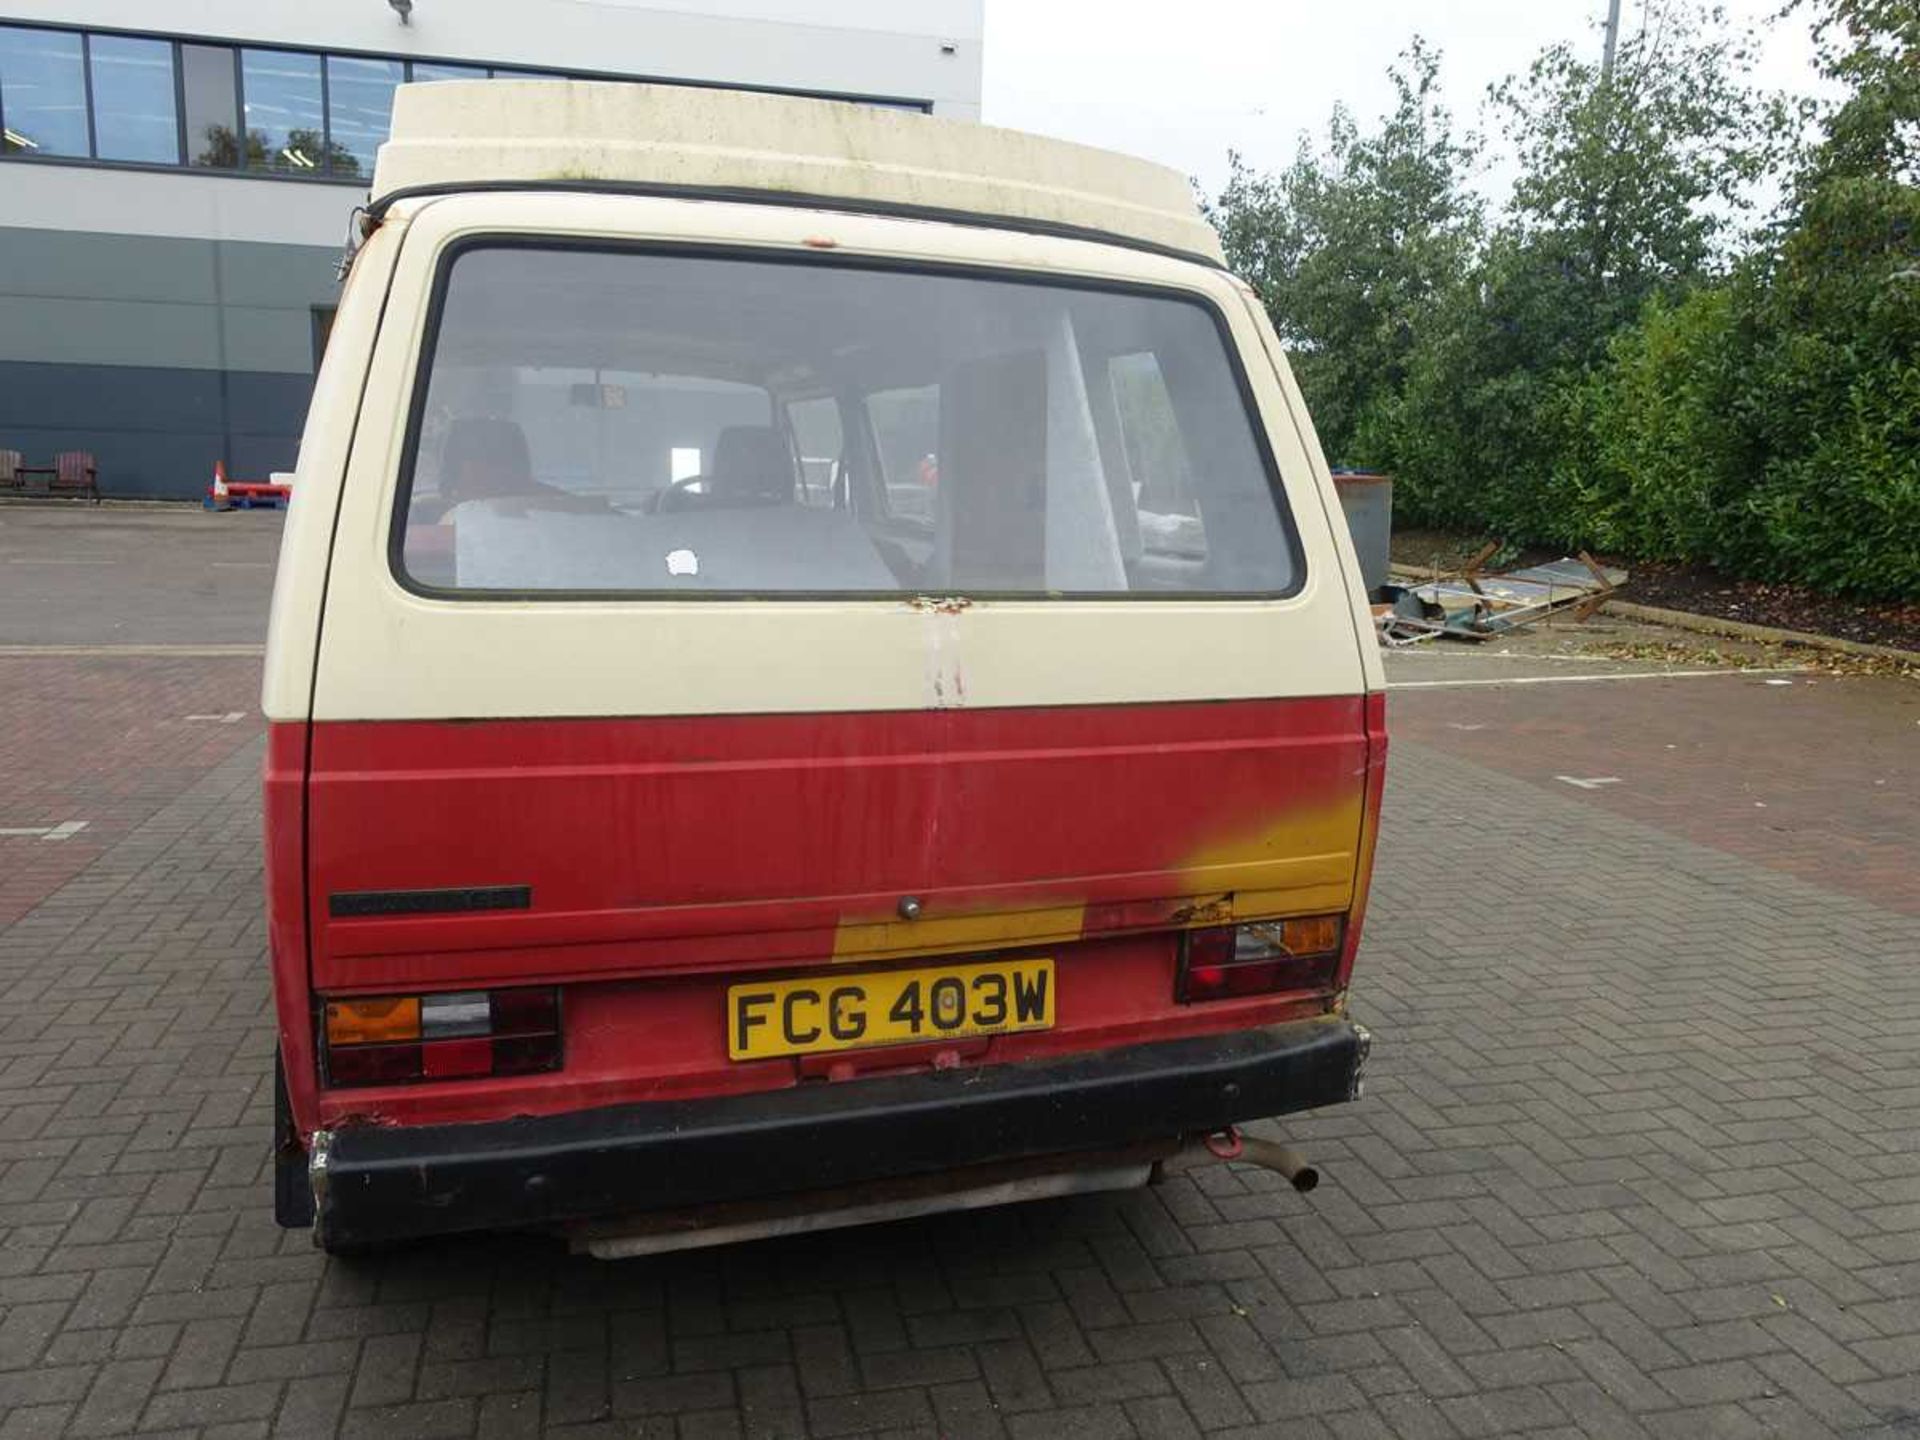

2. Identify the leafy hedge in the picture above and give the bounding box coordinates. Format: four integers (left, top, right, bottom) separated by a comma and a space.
1214, 2, 1920, 599
1554, 176, 1920, 596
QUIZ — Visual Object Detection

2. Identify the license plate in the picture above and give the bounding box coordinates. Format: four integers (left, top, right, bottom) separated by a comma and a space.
728, 957, 1055, 1061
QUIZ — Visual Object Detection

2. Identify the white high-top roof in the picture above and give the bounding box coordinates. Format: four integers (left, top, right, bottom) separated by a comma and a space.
371, 80, 1224, 265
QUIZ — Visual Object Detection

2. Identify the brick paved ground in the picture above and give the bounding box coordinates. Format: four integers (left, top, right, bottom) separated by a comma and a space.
0, 658, 263, 926
1, 515, 1917, 1438
1389, 669, 1920, 916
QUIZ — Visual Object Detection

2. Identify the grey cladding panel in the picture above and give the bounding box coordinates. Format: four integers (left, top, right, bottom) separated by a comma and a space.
0, 360, 223, 431
0, 293, 223, 369
215, 239, 342, 310
0, 226, 216, 305
226, 370, 316, 436
221, 305, 321, 374
1, 228, 337, 371
230, 431, 302, 482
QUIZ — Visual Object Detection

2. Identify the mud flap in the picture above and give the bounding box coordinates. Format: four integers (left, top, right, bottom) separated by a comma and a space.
273, 1046, 315, 1229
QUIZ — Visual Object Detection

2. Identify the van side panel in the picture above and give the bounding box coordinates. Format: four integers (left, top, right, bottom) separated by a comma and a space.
260, 219, 408, 723
259, 219, 407, 1135
1231, 281, 1388, 698
1338, 692, 1389, 990
263, 724, 313, 1120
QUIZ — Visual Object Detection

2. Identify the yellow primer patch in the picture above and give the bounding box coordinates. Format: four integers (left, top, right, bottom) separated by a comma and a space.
1182, 791, 1366, 923
827, 793, 1365, 963
832, 902, 1087, 963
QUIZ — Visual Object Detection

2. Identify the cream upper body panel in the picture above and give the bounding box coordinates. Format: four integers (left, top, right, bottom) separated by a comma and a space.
1230, 280, 1388, 696
265, 191, 1373, 724
260, 216, 405, 724
372, 80, 1222, 266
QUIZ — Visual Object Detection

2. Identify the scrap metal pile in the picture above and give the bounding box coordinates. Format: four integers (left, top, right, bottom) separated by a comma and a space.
1376, 546, 1628, 646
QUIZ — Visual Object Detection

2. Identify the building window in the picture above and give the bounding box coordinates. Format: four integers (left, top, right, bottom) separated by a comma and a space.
241, 47, 324, 174
89, 34, 180, 164
181, 43, 239, 167
1, 22, 933, 179
325, 55, 402, 178
410, 61, 486, 84
0, 26, 89, 157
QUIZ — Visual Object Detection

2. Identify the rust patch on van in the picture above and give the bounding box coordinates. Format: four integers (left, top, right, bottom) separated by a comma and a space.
1169, 895, 1234, 927
907, 595, 973, 615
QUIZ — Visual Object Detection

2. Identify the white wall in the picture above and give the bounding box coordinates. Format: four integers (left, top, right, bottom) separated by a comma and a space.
1, 0, 984, 116
0, 161, 357, 246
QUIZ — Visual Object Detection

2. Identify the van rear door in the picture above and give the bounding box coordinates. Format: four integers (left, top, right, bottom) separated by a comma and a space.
301, 194, 1379, 1098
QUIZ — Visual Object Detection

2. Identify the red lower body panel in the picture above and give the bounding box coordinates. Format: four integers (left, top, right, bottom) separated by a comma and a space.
270, 696, 1382, 1135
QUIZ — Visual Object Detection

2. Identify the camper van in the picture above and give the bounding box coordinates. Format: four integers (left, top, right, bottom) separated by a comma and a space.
261, 81, 1387, 1254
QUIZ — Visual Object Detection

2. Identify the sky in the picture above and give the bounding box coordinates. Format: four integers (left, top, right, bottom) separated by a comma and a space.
981, 0, 1828, 206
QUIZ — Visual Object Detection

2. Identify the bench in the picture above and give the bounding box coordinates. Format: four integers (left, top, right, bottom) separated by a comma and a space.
50, 451, 100, 503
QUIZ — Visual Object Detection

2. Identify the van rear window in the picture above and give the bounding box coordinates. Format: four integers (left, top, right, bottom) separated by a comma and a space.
394, 244, 1303, 597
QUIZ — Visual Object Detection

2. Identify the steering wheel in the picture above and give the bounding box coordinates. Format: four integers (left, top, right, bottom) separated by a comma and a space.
651, 477, 709, 514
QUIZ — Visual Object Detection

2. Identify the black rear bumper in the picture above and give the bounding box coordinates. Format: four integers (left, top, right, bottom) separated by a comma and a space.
311, 1017, 1369, 1248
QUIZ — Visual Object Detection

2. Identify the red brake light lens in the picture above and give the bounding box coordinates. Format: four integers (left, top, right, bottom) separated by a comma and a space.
491, 986, 560, 1036
323, 987, 562, 1087
325, 1042, 423, 1087
1178, 917, 1345, 1003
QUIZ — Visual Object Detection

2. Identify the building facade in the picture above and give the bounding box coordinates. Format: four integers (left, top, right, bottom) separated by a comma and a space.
0, 1, 983, 498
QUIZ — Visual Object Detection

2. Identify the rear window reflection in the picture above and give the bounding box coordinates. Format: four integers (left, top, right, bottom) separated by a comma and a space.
397, 246, 1302, 597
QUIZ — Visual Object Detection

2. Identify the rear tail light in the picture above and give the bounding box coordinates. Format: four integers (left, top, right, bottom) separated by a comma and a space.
323, 987, 561, 1086
1178, 916, 1345, 1003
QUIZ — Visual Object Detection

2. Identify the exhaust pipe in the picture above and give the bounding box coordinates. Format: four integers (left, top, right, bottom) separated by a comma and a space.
1184, 1127, 1318, 1193
1239, 1135, 1318, 1193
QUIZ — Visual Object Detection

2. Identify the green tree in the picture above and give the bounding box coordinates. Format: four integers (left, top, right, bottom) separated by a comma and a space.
1490, 4, 1788, 368
193, 124, 362, 176
1387, 3, 1789, 542
1797, 0, 1920, 187
1738, 0, 1920, 592
1209, 1, 1917, 595
1210, 39, 1481, 466
1567, 0, 1919, 595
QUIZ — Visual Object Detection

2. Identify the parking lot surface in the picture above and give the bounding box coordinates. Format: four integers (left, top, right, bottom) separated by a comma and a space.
1, 508, 1916, 1439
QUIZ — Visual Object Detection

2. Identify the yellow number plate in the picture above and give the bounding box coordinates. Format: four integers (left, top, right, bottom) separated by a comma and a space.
728, 958, 1055, 1060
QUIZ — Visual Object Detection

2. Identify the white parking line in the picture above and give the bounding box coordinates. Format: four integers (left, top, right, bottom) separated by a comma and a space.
184, 712, 247, 724
1557, 776, 1624, 790
0, 644, 264, 657
1388, 667, 1802, 690
0, 820, 89, 841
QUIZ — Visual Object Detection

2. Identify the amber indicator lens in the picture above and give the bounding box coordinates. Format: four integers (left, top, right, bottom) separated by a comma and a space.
324, 996, 420, 1046
1280, 914, 1342, 956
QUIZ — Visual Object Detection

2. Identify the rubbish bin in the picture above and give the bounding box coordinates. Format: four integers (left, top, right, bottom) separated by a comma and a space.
1331, 470, 1393, 596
